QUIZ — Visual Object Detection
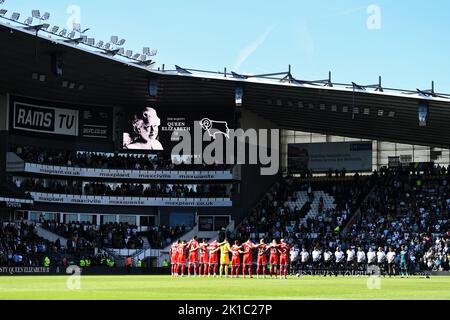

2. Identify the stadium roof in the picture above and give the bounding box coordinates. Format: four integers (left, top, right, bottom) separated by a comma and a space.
1, 20, 450, 148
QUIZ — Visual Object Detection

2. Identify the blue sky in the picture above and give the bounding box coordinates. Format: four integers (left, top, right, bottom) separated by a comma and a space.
6, 0, 450, 92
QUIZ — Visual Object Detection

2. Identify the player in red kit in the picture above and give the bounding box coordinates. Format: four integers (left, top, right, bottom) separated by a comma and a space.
208, 240, 219, 277
170, 241, 180, 276
267, 239, 280, 278
279, 239, 290, 279
241, 239, 255, 278
177, 240, 188, 276
198, 238, 209, 277
255, 239, 268, 279
230, 241, 242, 278
187, 236, 199, 277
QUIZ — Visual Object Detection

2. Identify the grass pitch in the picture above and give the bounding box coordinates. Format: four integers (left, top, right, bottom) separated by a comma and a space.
0, 275, 449, 300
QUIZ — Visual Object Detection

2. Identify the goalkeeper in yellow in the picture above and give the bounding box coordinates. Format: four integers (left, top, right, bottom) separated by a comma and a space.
218, 238, 232, 278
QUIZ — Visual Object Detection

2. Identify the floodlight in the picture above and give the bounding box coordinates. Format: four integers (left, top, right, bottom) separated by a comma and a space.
104, 43, 111, 50
96, 40, 104, 48
117, 39, 126, 46
50, 26, 59, 34
117, 48, 125, 55
11, 12, 20, 21
41, 23, 50, 31
67, 31, 75, 39
87, 38, 95, 46
81, 35, 87, 43
39, 74, 46, 82
140, 54, 147, 61
41, 12, 50, 20
62, 81, 68, 87
72, 22, 81, 32
31, 73, 39, 80
69, 82, 75, 89
24, 17, 33, 25
125, 50, 133, 58
0, 9, 8, 16
143, 47, 150, 55
0, 0, 5, 5
31, 10, 40, 19
132, 53, 140, 60
110, 36, 118, 44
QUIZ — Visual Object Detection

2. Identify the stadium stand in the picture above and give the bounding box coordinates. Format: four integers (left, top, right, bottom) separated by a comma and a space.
344, 167, 450, 271
1, 10, 450, 279
233, 167, 449, 273
2, 163, 449, 272
234, 173, 376, 249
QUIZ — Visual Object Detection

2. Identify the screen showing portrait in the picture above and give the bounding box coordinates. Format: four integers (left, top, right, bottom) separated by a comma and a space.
123, 107, 164, 151
121, 105, 233, 153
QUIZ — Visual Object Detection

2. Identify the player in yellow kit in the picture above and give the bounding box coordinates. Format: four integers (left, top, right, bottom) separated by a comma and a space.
218, 238, 231, 278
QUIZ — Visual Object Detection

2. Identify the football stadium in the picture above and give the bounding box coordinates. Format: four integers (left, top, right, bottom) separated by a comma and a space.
0, 1, 449, 303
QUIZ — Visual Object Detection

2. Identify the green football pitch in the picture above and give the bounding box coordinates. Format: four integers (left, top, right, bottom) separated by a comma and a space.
0, 275, 449, 300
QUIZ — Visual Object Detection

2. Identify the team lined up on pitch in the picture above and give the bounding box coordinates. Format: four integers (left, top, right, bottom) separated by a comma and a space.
169, 237, 290, 278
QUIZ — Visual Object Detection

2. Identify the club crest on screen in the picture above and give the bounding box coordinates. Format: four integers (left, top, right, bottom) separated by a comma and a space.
200, 118, 230, 139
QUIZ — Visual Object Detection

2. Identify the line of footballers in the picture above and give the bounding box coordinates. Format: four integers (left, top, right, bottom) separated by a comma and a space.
294, 246, 411, 277
169, 237, 291, 279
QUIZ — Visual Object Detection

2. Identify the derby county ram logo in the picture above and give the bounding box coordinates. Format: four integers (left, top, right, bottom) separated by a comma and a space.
200, 118, 230, 139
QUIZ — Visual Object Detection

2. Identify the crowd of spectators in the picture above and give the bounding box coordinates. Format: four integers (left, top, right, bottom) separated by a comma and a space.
13, 145, 230, 171
40, 220, 187, 249
343, 166, 450, 271
0, 218, 183, 267
0, 222, 80, 267
18, 179, 231, 198
41, 221, 145, 249
234, 173, 375, 250
0, 222, 42, 266
234, 166, 450, 272
146, 225, 186, 248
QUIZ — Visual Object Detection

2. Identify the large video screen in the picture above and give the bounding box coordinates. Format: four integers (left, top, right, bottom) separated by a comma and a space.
288, 141, 373, 173
121, 105, 233, 152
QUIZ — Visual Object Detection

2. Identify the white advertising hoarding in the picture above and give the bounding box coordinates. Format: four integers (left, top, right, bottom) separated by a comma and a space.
29, 192, 232, 207
16, 163, 234, 180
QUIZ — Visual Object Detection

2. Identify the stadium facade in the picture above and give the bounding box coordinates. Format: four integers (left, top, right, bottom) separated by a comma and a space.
0, 10, 449, 267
